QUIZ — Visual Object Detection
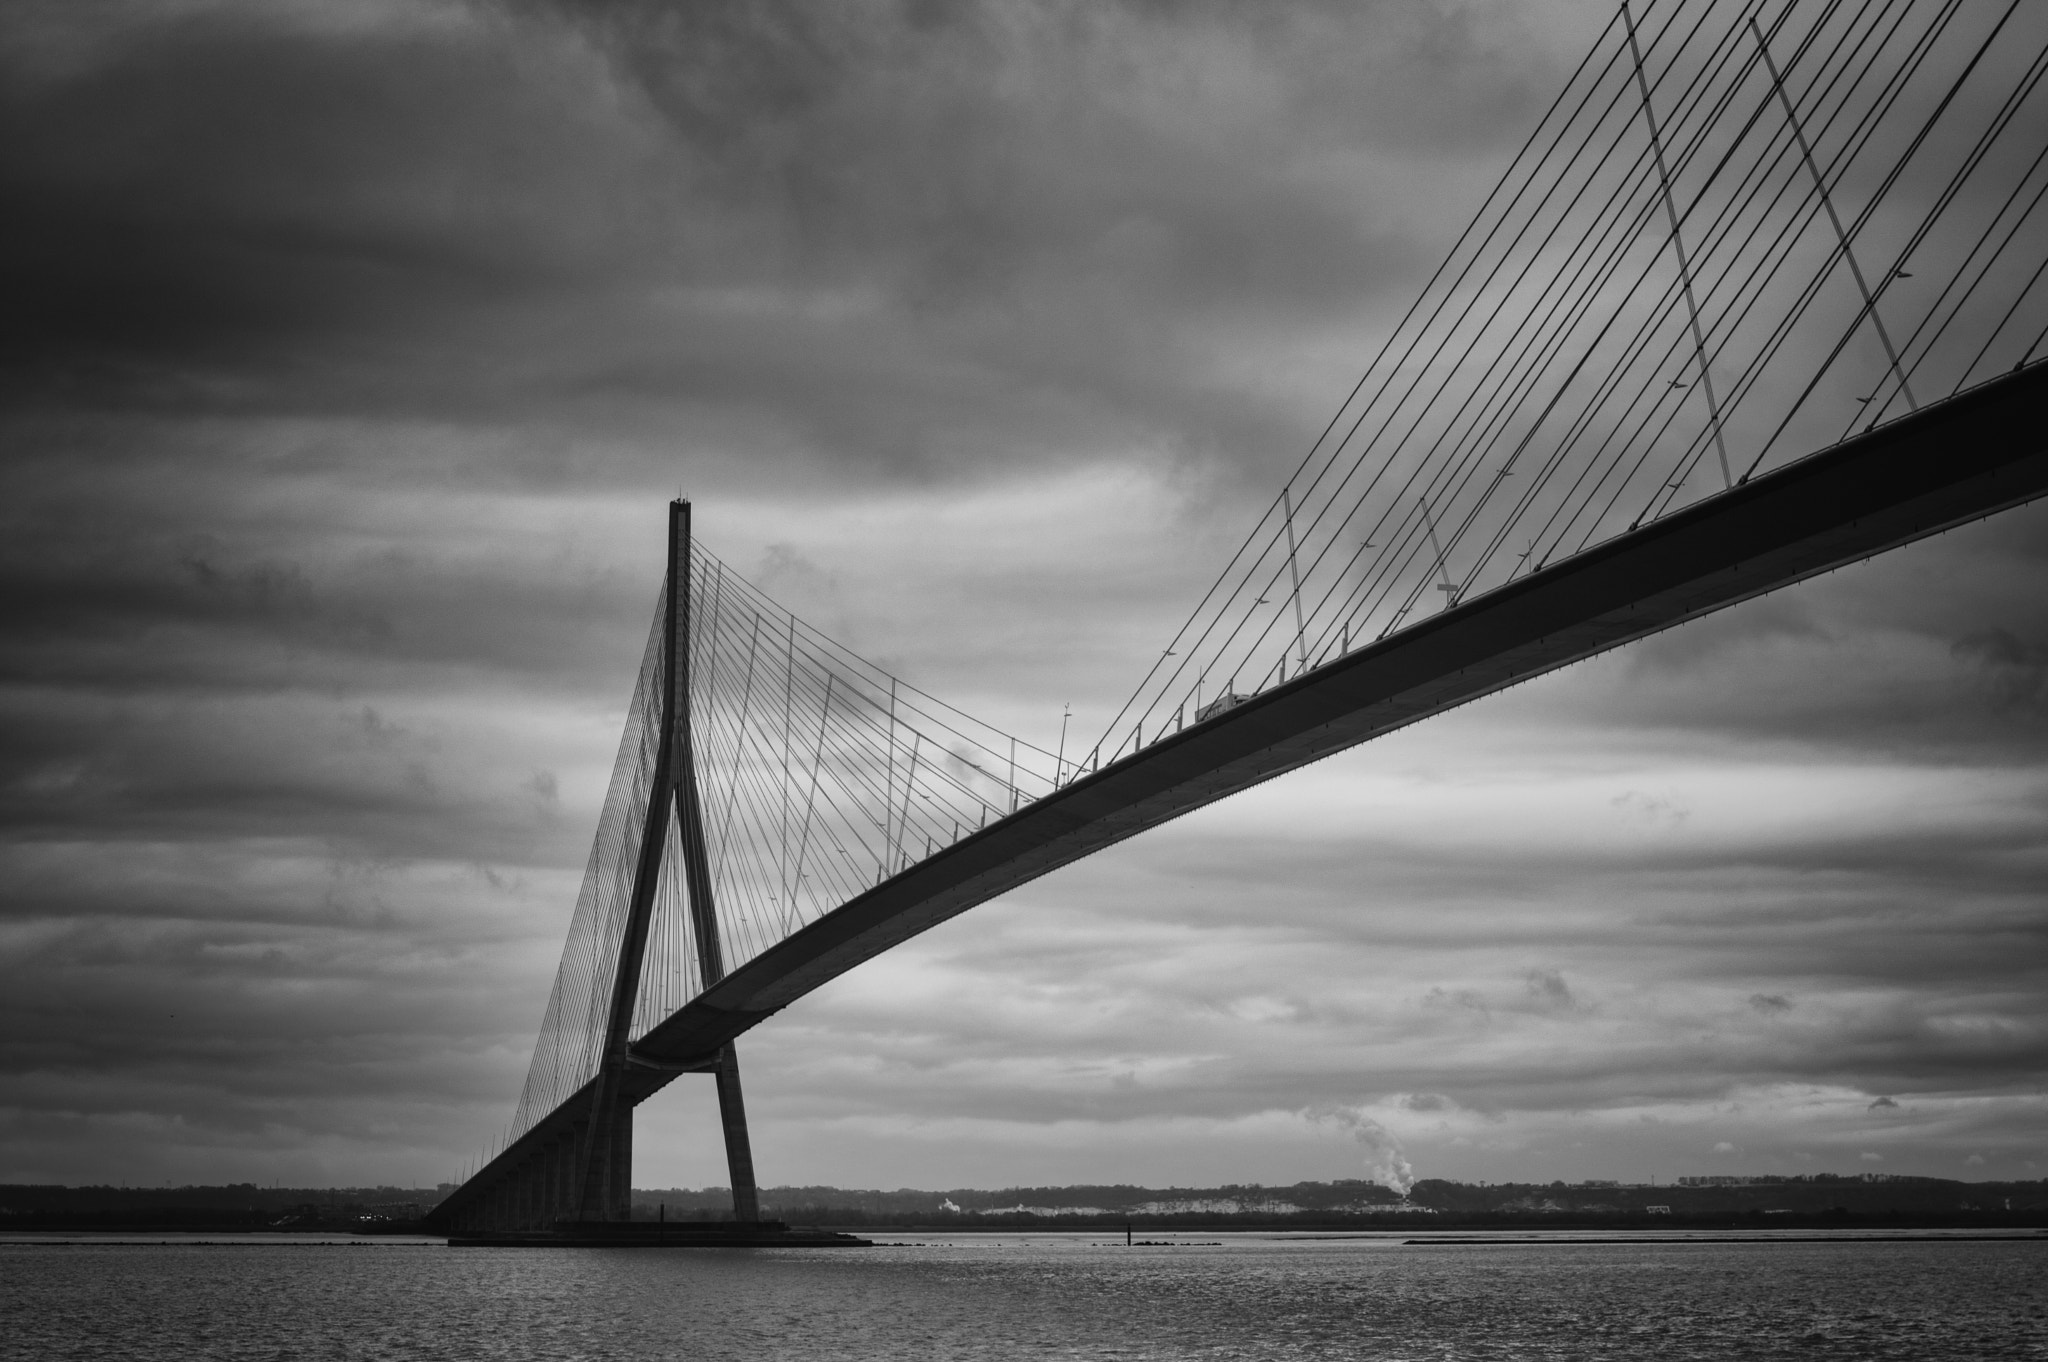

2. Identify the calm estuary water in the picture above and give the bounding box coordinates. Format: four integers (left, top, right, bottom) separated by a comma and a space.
3, 1231, 2043, 1360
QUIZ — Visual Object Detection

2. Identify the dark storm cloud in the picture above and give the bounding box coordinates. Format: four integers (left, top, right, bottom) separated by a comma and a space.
3, 0, 1590, 483
532, 0, 1593, 483
1954, 627, 2048, 712
4, 11, 552, 393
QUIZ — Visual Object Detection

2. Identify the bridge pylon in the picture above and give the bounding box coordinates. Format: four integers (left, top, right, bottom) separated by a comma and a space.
429, 500, 759, 1234
586, 497, 759, 1224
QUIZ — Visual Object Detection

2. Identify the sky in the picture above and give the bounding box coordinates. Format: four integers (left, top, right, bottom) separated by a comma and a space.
1, 0, 2043, 1194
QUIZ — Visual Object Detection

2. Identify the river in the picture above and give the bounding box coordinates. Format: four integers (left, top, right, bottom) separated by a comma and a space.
3, 1230, 2042, 1359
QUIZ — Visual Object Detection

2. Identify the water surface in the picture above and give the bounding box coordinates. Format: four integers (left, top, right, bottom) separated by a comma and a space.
4, 1231, 2042, 1360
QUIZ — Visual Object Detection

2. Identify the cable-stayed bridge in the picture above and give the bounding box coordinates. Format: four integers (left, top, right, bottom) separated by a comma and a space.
426, 0, 2048, 1233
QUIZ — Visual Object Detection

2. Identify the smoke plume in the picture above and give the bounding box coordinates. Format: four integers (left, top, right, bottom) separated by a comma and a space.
1309, 1105, 1415, 1196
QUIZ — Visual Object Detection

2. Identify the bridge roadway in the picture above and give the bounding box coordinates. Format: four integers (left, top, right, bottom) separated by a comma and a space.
445, 361, 2047, 1222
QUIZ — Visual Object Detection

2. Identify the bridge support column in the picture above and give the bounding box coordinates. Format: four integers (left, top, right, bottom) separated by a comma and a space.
611, 1098, 635, 1219
560, 1127, 581, 1221
576, 1084, 637, 1221
715, 1043, 760, 1222
551, 1134, 573, 1224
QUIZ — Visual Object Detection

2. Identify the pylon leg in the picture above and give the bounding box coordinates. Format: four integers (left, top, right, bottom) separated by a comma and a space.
611, 1101, 634, 1219
715, 1043, 761, 1222
576, 1078, 637, 1222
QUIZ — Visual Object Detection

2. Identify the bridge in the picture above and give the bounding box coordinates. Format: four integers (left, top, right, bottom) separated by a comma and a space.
425, 0, 2048, 1234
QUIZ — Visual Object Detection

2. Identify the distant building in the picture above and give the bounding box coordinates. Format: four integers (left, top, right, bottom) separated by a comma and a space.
1646, 1205, 1671, 1215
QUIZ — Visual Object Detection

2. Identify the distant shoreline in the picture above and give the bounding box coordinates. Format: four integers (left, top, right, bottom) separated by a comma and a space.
4, 1226, 2045, 1246
7, 1174, 2043, 1236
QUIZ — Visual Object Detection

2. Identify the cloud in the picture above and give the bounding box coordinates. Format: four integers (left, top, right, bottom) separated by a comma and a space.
2, 0, 2046, 1191
1952, 629, 2048, 711
1524, 969, 1587, 1015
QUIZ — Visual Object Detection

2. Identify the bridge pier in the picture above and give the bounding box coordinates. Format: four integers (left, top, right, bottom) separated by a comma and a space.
445, 1119, 603, 1231
571, 1079, 637, 1222
450, 1056, 756, 1229
610, 1102, 634, 1219
553, 1130, 576, 1223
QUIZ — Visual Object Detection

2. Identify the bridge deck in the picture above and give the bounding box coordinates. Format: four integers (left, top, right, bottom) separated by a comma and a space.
450, 362, 2046, 1219
639, 363, 2046, 1072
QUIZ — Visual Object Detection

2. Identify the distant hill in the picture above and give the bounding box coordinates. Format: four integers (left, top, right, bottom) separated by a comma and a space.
0, 1183, 441, 1232
634, 1178, 1406, 1222
628, 1175, 2048, 1229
